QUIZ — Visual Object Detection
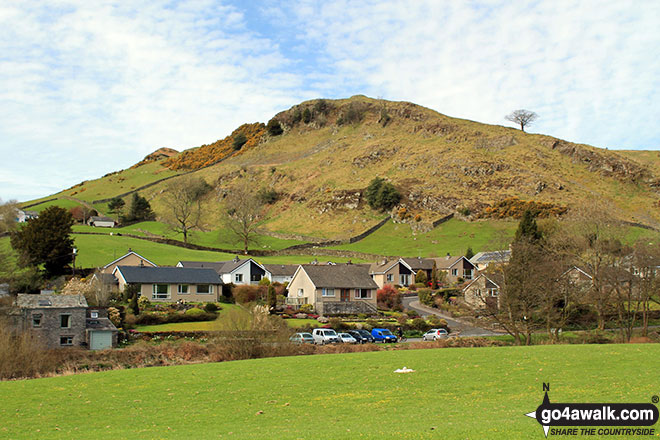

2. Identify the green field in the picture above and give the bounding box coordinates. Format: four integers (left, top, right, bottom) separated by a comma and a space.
0, 344, 657, 439
329, 218, 517, 257
135, 304, 242, 332
73, 220, 305, 251
71, 233, 361, 268
24, 198, 83, 212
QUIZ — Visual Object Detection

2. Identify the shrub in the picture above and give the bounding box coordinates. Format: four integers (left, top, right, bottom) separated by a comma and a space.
267, 118, 283, 136
405, 309, 420, 318
418, 288, 433, 306
258, 277, 271, 286
299, 304, 314, 314
302, 108, 312, 123
411, 317, 431, 332
313, 99, 331, 115
233, 285, 266, 304
232, 133, 247, 150
204, 302, 219, 313
365, 177, 401, 211
415, 270, 427, 284
257, 188, 279, 204
185, 308, 205, 317
137, 296, 150, 310
337, 102, 364, 126
376, 284, 402, 311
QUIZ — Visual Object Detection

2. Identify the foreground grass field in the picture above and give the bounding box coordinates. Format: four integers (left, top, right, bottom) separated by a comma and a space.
0, 344, 657, 439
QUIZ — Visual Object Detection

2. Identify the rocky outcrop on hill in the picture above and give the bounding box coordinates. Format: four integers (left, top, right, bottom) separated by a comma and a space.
131, 147, 179, 168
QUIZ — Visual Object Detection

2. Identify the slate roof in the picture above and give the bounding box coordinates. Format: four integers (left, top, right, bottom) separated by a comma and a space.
400, 257, 435, 271
432, 256, 473, 269
470, 250, 511, 265
86, 318, 118, 331
300, 264, 378, 289
368, 260, 400, 274
16, 294, 88, 308
263, 264, 299, 277
179, 257, 265, 274
115, 266, 222, 284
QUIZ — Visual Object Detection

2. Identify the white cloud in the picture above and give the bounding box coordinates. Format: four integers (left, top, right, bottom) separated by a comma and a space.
1, 0, 659, 201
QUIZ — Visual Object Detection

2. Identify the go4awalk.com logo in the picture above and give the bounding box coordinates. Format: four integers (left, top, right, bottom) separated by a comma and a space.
525, 384, 659, 437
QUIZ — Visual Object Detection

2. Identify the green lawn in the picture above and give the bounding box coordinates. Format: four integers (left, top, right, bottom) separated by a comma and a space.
0, 344, 657, 439
135, 304, 242, 332
74, 220, 305, 251
329, 218, 517, 257
72, 233, 362, 268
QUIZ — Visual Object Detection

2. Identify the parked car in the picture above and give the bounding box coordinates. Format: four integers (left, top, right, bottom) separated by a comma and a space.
347, 329, 374, 344
312, 328, 340, 345
338, 332, 358, 344
289, 332, 314, 344
422, 328, 449, 341
371, 328, 398, 343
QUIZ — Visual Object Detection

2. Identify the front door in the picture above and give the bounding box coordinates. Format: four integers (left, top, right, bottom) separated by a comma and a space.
340, 289, 350, 302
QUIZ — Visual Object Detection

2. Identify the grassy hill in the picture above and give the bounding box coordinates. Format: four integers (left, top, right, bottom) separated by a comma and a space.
0, 344, 657, 439
18, 96, 660, 264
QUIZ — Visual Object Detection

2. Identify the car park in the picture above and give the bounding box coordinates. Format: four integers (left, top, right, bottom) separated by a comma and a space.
312, 328, 340, 345
338, 332, 358, 344
347, 329, 374, 344
289, 332, 314, 344
371, 328, 398, 343
422, 328, 449, 341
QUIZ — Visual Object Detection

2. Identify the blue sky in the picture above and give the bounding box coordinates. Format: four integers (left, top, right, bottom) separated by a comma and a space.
1, 0, 659, 202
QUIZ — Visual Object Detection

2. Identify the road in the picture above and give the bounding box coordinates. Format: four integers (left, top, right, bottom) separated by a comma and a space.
402, 295, 498, 337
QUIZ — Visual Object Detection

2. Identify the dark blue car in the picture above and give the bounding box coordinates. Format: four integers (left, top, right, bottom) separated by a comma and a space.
371, 328, 398, 343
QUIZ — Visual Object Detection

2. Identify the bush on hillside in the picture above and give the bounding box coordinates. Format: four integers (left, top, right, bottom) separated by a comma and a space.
267, 118, 283, 136
232, 133, 247, 150
365, 177, 401, 211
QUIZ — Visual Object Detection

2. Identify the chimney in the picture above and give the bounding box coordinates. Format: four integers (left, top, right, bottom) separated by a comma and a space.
446, 252, 451, 259
233, 256, 240, 263
140, 260, 144, 267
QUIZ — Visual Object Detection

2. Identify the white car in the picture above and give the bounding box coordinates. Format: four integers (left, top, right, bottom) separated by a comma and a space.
312, 328, 340, 345
337, 332, 358, 344
422, 328, 449, 341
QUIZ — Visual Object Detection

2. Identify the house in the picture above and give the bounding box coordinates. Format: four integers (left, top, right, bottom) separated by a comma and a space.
432, 254, 478, 284
263, 264, 298, 284
100, 250, 157, 274
14, 293, 117, 350
369, 259, 415, 288
113, 265, 223, 302
462, 274, 500, 309
400, 257, 435, 282
469, 250, 511, 271
87, 216, 116, 228
286, 264, 378, 315
177, 257, 269, 285
15, 209, 38, 223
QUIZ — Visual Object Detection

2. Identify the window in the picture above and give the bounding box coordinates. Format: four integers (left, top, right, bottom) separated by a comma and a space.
322, 288, 335, 297
399, 274, 409, 286
451, 268, 458, 276
297, 288, 304, 297
235, 273, 243, 283
60, 314, 71, 328
152, 284, 170, 299
32, 314, 42, 327
178, 284, 189, 294
90, 311, 99, 318
464, 269, 473, 280
356, 289, 371, 299
197, 284, 211, 294
386, 274, 394, 282
60, 336, 73, 346
251, 274, 261, 282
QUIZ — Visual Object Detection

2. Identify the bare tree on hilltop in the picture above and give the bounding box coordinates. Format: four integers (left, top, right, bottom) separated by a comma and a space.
505, 109, 538, 132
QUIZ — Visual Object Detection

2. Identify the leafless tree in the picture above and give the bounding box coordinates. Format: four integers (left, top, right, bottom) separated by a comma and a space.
0, 199, 19, 234
223, 181, 264, 254
162, 177, 210, 243
505, 109, 538, 132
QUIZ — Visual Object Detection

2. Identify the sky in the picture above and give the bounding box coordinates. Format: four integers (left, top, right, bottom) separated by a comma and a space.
1, 0, 659, 202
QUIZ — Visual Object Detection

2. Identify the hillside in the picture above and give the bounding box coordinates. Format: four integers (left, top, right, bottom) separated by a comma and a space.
23, 95, 660, 242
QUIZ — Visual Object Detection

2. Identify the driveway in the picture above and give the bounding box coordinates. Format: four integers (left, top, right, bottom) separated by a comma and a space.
402, 295, 498, 337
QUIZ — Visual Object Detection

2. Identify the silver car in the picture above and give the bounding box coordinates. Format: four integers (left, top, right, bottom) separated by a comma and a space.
290, 332, 314, 344
422, 328, 449, 341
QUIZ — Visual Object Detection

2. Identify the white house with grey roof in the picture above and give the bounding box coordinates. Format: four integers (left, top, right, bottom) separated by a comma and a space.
177, 256, 269, 285
286, 264, 378, 315
113, 266, 222, 302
